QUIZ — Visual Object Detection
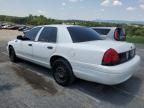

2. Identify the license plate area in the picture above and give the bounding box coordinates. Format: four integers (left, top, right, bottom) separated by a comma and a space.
119, 49, 136, 63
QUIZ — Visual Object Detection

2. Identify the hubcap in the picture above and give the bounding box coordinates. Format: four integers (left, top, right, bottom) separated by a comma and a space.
55, 66, 67, 83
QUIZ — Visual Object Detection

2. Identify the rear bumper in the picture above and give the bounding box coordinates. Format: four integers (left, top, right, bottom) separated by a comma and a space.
72, 55, 140, 85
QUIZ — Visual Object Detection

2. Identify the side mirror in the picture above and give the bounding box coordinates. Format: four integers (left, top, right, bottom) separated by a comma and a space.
17, 35, 23, 40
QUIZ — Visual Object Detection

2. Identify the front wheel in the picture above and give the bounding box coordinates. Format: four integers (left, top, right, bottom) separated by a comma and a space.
9, 47, 18, 62
52, 59, 76, 86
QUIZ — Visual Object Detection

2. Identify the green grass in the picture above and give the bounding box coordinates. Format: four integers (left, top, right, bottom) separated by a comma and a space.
126, 36, 144, 44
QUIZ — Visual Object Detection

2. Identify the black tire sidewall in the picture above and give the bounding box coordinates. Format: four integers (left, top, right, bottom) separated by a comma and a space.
52, 59, 75, 86
9, 47, 17, 62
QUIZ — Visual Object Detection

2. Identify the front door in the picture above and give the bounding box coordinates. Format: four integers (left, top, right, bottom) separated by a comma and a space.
20, 27, 42, 59
33, 27, 57, 66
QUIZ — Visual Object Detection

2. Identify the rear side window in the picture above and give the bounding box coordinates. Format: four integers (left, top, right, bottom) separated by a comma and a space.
38, 27, 57, 43
24, 27, 41, 41
93, 28, 110, 35
67, 27, 102, 43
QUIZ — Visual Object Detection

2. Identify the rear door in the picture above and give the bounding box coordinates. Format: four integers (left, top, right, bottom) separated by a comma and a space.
33, 27, 57, 66
20, 27, 42, 59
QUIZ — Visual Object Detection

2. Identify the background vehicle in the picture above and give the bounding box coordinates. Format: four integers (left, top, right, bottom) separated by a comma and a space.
2, 25, 10, 29
7, 25, 140, 86
18, 26, 33, 31
0, 25, 2, 29
7, 25, 19, 30
91, 27, 126, 41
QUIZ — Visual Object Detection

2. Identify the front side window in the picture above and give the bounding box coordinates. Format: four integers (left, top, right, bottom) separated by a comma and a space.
67, 27, 102, 43
24, 27, 41, 41
38, 27, 57, 43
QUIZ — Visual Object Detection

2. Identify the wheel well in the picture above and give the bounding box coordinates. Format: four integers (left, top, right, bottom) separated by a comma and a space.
50, 56, 72, 69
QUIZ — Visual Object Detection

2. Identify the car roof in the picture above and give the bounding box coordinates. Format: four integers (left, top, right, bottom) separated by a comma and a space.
91, 27, 117, 29
23, 25, 86, 34
36, 24, 82, 28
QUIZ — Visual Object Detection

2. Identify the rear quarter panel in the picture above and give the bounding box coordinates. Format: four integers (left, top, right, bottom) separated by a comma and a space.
53, 43, 104, 71
71, 44, 104, 65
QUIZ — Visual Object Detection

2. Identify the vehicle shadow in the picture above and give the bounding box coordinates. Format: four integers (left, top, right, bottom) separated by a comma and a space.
15, 59, 53, 78
12, 60, 142, 106
70, 76, 142, 106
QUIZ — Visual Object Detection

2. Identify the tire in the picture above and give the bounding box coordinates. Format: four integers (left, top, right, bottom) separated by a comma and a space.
9, 47, 18, 62
52, 58, 76, 86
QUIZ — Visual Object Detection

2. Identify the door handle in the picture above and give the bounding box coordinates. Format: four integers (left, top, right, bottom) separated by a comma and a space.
28, 44, 32, 46
47, 46, 53, 49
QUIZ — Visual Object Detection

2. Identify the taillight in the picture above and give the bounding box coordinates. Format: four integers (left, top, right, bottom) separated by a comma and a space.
114, 30, 119, 41
102, 48, 120, 66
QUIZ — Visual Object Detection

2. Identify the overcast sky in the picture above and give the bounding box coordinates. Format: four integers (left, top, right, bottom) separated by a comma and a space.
0, 0, 144, 21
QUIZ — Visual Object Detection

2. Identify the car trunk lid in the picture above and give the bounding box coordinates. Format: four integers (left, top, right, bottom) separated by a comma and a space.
79, 40, 135, 53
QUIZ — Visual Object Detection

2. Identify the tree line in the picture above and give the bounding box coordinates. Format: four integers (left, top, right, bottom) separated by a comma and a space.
0, 15, 62, 25
0, 15, 144, 37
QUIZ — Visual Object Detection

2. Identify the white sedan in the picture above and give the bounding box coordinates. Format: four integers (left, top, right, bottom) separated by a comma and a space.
7, 25, 140, 86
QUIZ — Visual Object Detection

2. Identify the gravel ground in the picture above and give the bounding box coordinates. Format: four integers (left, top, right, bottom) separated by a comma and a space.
0, 30, 144, 108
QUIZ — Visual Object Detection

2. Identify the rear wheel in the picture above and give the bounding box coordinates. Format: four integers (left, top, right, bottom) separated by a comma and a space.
9, 47, 18, 62
52, 58, 75, 86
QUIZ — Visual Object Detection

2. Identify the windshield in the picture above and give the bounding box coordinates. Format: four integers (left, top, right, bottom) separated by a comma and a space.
67, 27, 102, 43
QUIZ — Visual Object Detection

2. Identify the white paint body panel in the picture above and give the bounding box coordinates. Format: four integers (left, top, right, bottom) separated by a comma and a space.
8, 25, 140, 85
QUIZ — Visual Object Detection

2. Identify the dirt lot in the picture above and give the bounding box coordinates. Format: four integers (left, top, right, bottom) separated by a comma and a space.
0, 30, 22, 41
0, 30, 144, 108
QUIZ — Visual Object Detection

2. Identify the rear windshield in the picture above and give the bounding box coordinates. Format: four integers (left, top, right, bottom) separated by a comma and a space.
93, 28, 110, 35
67, 27, 102, 43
